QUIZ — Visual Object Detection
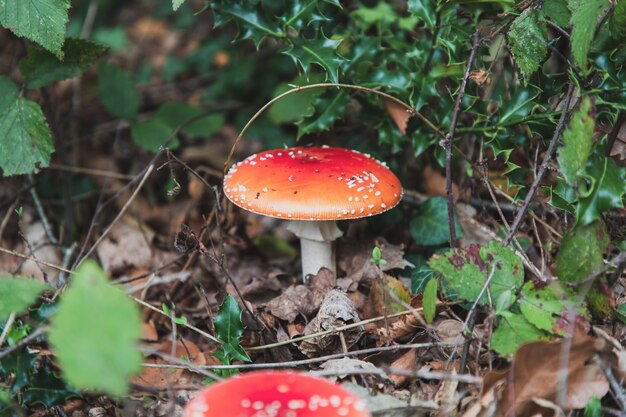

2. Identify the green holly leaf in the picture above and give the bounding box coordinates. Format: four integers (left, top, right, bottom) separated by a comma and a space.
423, 278, 438, 324
568, 0, 610, 72
542, 0, 571, 27
214, 295, 250, 364
49, 260, 142, 396
268, 74, 324, 124
284, 38, 344, 84
429, 241, 524, 306
507, 9, 548, 79
491, 311, 550, 358
296, 90, 350, 138
410, 196, 462, 246
20, 38, 108, 89
0, 77, 53, 176
408, 0, 437, 29
557, 96, 595, 186
519, 281, 588, 335
21, 366, 80, 407
97, 61, 139, 121
211, 2, 283, 47
577, 156, 626, 225
0, 277, 47, 321
556, 220, 609, 284
0, 0, 70, 59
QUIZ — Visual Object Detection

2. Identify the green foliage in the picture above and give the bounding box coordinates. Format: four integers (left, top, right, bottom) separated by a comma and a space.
268, 75, 324, 124
284, 38, 344, 84
406, 254, 437, 295
97, 61, 140, 121
0, 77, 53, 176
154, 102, 224, 138
491, 311, 550, 358
610, 0, 626, 39
0, 0, 70, 59
131, 119, 177, 152
557, 97, 595, 187
214, 295, 250, 369
49, 261, 142, 397
584, 397, 602, 417
410, 197, 463, 246
0, 277, 47, 321
576, 156, 626, 225
556, 220, 609, 284
568, 0, 609, 72
508, 10, 548, 79
542, 0, 571, 27
371, 246, 387, 267
296, 90, 350, 138
429, 241, 523, 306
422, 277, 437, 324
172, 0, 186, 11
20, 38, 108, 89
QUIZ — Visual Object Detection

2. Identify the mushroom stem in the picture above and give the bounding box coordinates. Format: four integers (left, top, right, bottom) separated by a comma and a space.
286, 220, 343, 282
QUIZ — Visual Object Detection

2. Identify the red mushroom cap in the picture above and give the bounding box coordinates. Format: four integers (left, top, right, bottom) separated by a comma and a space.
223, 147, 402, 220
183, 371, 371, 417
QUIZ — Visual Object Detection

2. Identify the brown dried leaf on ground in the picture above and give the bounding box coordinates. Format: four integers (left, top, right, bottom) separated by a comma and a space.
317, 358, 392, 385
363, 275, 412, 320
300, 289, 363, 357
266, 268, 334, 322
96, 219, 154, 275
388, 349, 418, 387
421, 166, 459, 198
373, 312, 425, 344
463, 335, 609, 417
338, 238, 412, 285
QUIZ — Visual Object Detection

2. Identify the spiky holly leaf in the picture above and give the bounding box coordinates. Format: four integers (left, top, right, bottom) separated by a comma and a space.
211, 2, 283, 47
284, 38, 344, 84
296, 90, 350, 138
214, 295, 250, 364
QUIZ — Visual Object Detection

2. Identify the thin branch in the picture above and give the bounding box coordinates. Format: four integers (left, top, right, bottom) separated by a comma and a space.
444, 30, 480, 248
0, 327, 47, 361
0, 246, 73, 274
505, 82, 575, 246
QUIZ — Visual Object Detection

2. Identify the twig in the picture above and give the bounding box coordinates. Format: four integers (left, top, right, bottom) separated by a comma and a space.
0, 327, 47, 361
312, 367, 483, 385
0, 247, 73, 274
595, 356, 626, 411
444, 30, 480, 248
47, 164, 135, 180
505, 82, 575, 245
606, 111, 625, 157
0, 313, 16, 347
142, 349, 224, 382
74, 164, 154, 267
28, 175, 58, 245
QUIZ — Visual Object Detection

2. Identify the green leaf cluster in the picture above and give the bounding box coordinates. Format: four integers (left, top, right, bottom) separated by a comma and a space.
214, 295, 251, 373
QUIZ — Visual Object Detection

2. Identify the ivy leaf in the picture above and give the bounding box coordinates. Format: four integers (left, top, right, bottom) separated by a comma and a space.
297, 90, 350, 138
214, 295, 251, 364
0, 77, 53, 177
423, 278, 438, 324
20, 38, 108, 89
211, 2, 283, 47
0, 0, 70, 59
557, 96, 595, 186
172, 0, 185, 11
429, 241, 524, 306
519, 281, 588, 335
49, 260, 142, 396
0, 277, 47, 321
556, 220, 609, 284
410, 196, 462, 246
507, 9, 548, 80
97, 61, 139, 121
568, 0, 609, 72
577, 156, 626, 225
284, 38, 344, 84
491, 311, 550, 358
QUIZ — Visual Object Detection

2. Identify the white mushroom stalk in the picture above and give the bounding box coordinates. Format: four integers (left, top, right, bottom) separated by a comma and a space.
286, 220, 343, 279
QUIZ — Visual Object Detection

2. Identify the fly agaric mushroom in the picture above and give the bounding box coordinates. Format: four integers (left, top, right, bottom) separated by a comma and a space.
223, 146, 402, 279
183, 371, 371, 417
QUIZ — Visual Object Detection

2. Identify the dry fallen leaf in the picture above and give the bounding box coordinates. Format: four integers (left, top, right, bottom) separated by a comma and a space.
316, 358, 392, 385
338, 238, 412, 285
388, 349, 418, 386
299, 289, 363, 357
384, 98, 412, 135
469, 68, 491, 86
96, 220, 154, 275
464, 335, 609, 417
363, 275, 412, 321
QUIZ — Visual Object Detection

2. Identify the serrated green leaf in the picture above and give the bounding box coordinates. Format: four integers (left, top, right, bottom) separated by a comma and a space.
284, 38, 344, 84
20, 38, 108, 89
491, 311, 550, 358
409, 196, 463, 246
131, 118, 178, 152
423, 278, 438, 324
0, 277, 47, 321
172, 0, 185, 11
154, 102, 224, 137
0, 77, 53, 177
0, 0, 70, 59
429, 241, 524, 306
408, 0, 436, 29
497, 86, 541, 126
508, 9, 548, 79
519, 281, 588, 335
268, 74, 324, 124
610, 0, 626, 40
542, 0, 571, 27
556, 220, 609, 284
557, 97, 595, 186
97, 61, 139, 121
211, 2, 283, 47
49, 260, 142, 396
568, 0, 609, 72
577, 156, 626, 225
297, 90, 350, 138
214, 295, 250, 364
